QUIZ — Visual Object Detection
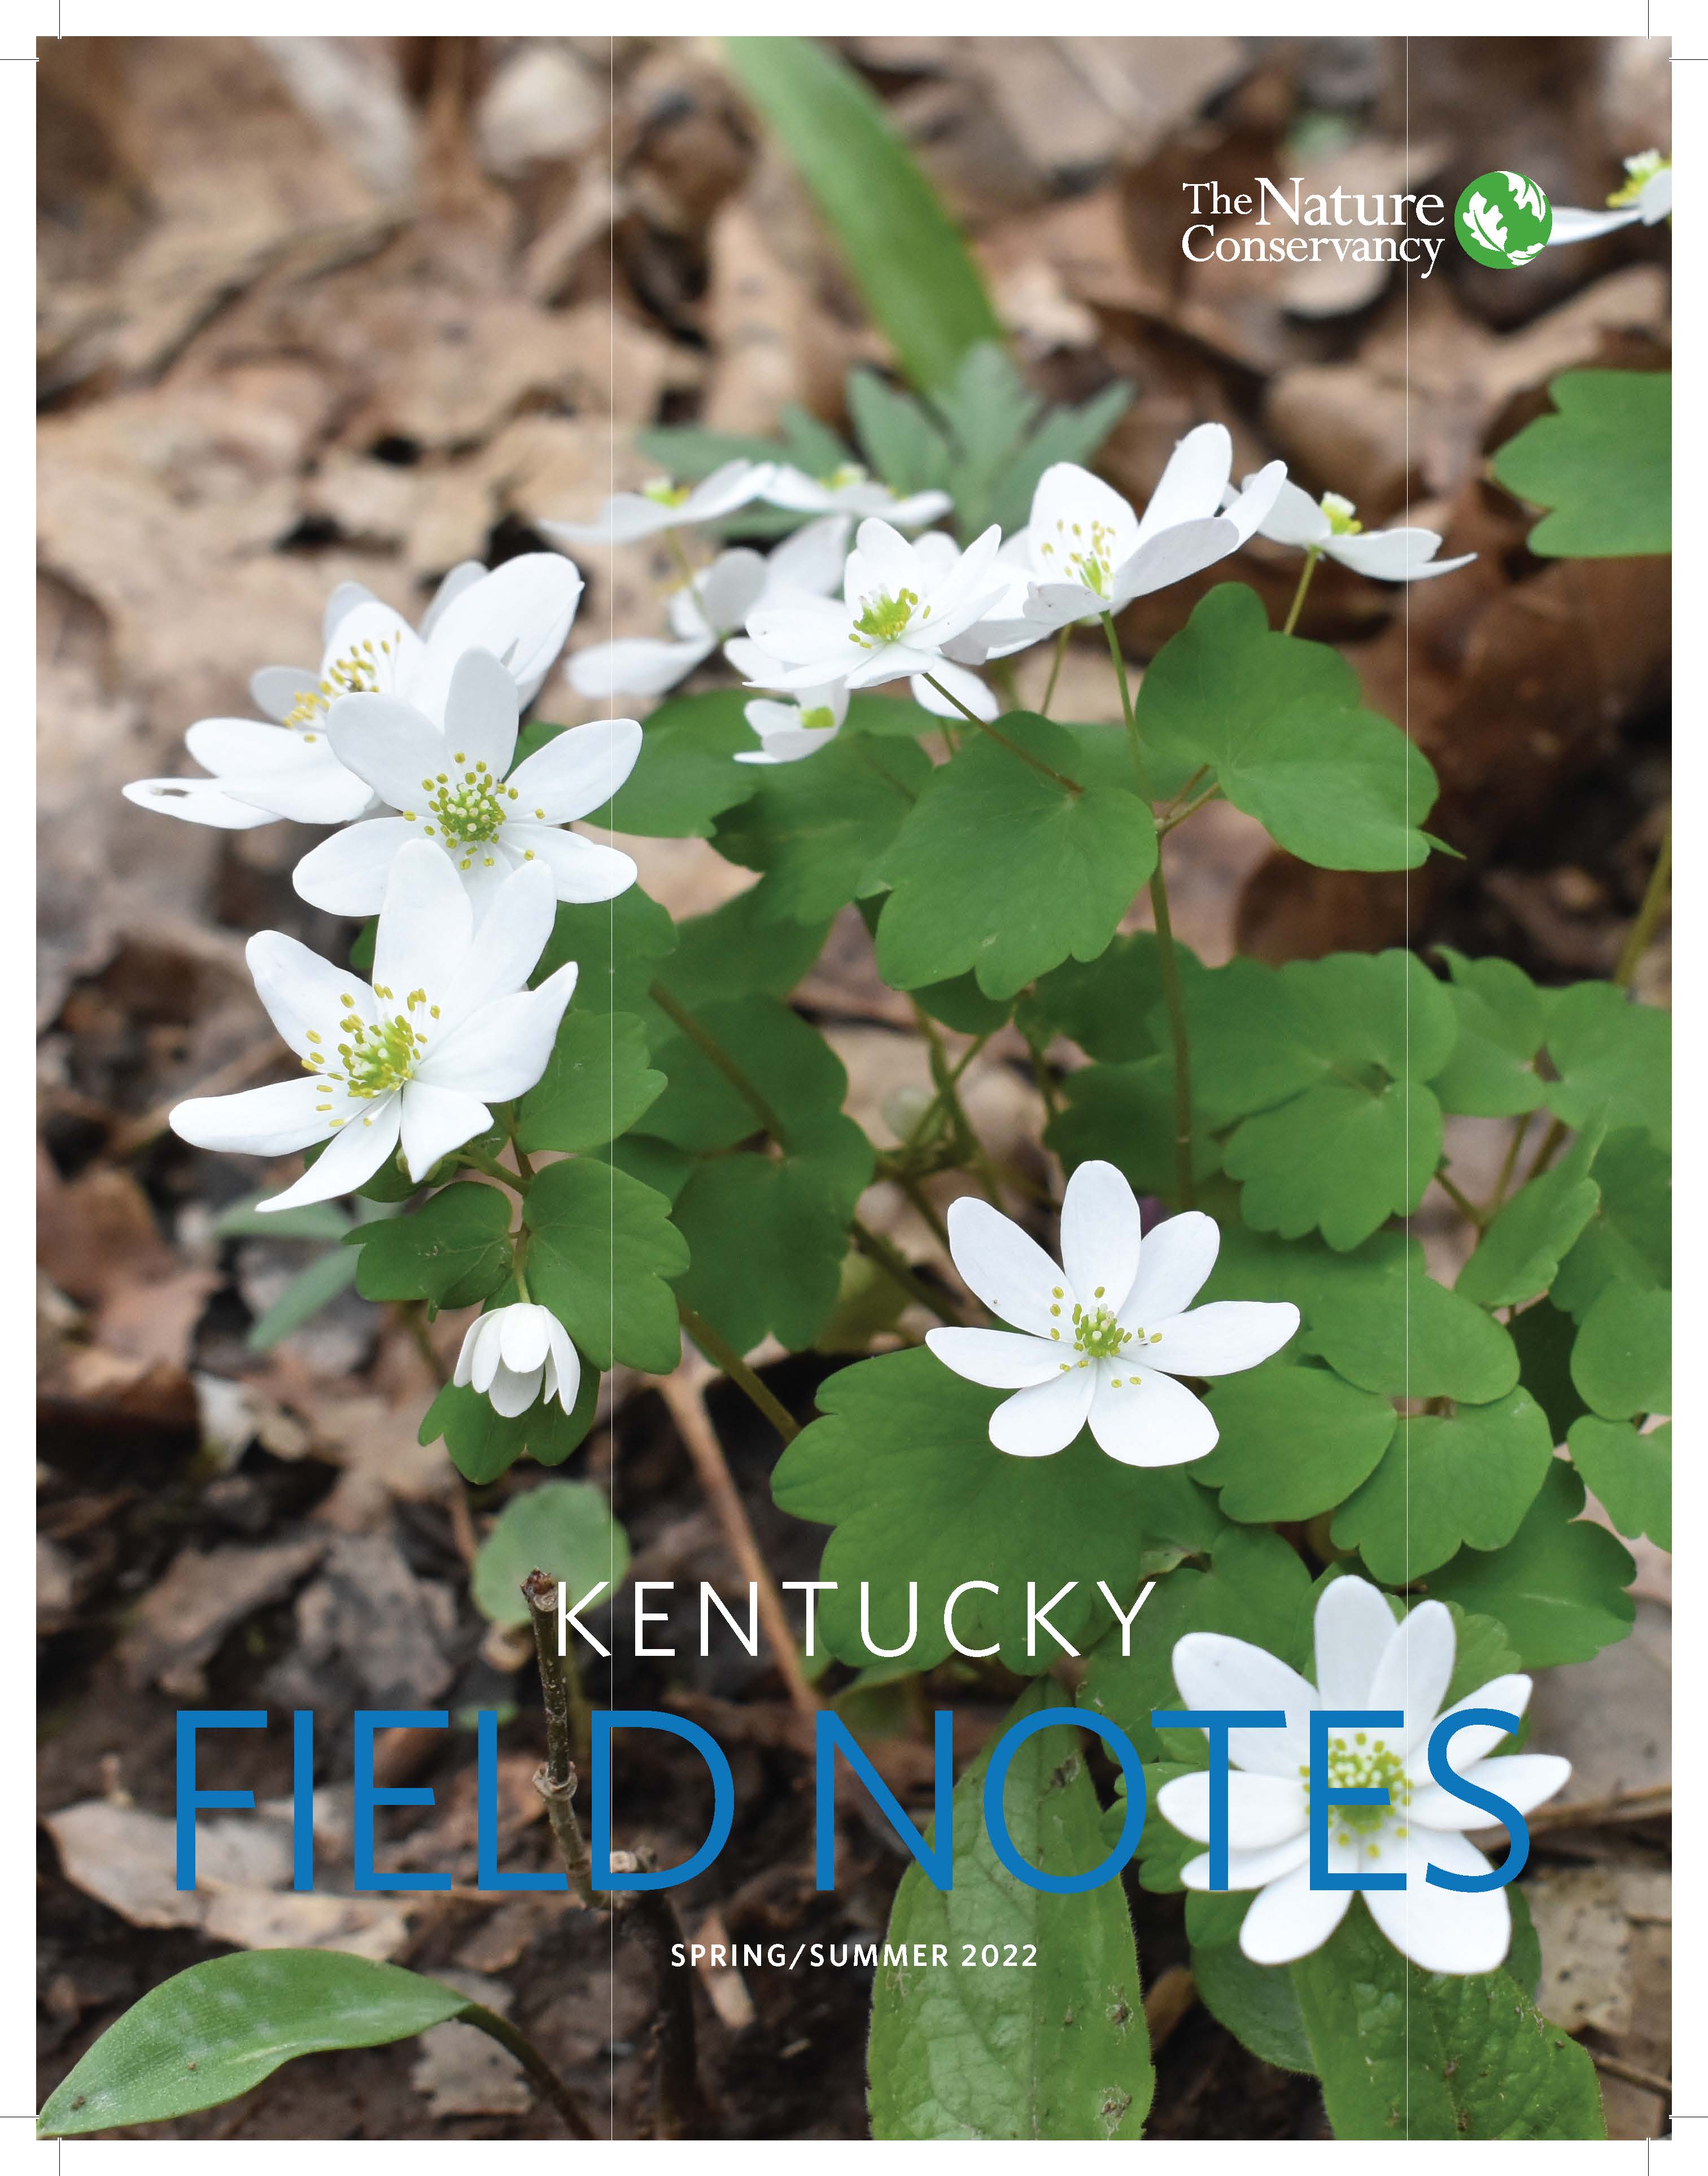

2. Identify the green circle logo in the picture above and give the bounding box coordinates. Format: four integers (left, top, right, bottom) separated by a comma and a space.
1454, 171, 1553, 268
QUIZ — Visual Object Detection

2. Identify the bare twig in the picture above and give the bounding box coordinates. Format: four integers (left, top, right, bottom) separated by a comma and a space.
656, 1366, 820, 1725
610, 1854, 714, 2137
521, 1568, 593, 1900
1588, 2048, 1671, 2099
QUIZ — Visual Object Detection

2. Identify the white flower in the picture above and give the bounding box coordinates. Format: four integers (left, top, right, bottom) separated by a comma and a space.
1548, 151, 1672, 247
1244, 479, 1477, 584
745, 517, 1007, 692
541, 458, 775, 548
455, 1302, 582, 1419
291, 647, 640, 918
925, 1161, 1298, 1464
909, 659, 999, 723
123, 556, 583, 831
761, 460, 951, 529
984, 429, 1286, 638
730, 671, 850, 766
171, 843, 577, 1212
566, 517, 848, 701
1156, 1578, 1571, 1976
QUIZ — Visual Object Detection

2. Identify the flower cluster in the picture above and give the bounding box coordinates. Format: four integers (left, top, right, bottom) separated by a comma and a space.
129, 550, 634, 1426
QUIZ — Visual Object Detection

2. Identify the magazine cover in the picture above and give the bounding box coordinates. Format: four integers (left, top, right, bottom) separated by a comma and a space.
32, 13, 1685, 2154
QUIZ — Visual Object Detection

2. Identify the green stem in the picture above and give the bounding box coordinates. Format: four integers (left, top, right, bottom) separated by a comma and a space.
1434, 1168, 1487, 1231
1101, 613, 1195, 1209
1025, 1032, 1062, 1119
922, 674, 1081, 795
1159, 782, 1224, 836
851, 1218, 961, 1325
1040, 626, 1070, 718
1613, 814, 1671, 988
990, 657, 1019, 713
1486, 1116, 1529, 1216
459, 1146, 527, 1193
1521, 1115, 1569, 1188
649, 980, 791, 1142
678, 1301, 800, 1442
898, 1171, 955, 1256
1282, 546, 1321, 636
458, 2004, 595, 2138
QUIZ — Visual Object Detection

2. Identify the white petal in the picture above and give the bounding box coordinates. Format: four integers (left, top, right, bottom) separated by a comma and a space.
1410, 1754, 1571, 1831
1547, 203, 1644, 245
122, 775, 278, 830
224, 761, 375, 827
683, 458, 774, 524
439, 858, 558, 1021
259, 1093, 401, 1211
508, 716, 642, 823
1326, 528, 1465, 583
1145, 1300, 1299, 1378
453, 1314, 485, 1387
1156, 1770, 1307, 1850
1111, 517, 1243, 605
469, 1312, 506, 1393
1312, 1576, 1399, 1710
758, 465, 831, 513
373, 840, 474, 1009
765, 513, 852, 596
505, 824, 637, 902
1405, 1676, 1532, 1778
420, 553, 583, 712
487, 1359, 544, 1418
1217, 459, 1287, 547
1089, 1363, 1218, 1466
925, 1327, 1067, 1389
988, 1366, 1094, 1457
566, 637, 709, 700
844, 517, 921, 600
420, 966, 577, 1100
170, 1075, 330, 1156
326, 693, 449, 811
246, 931, 371, 1058
1028, 463, 1140, 576
541, 496, 670, 548
184, 718, 320, 777
1134, 422, 1233, 543
1639, 167, 1672, 223
698, 550, 770, 634
500, 1305, 552, 1376
291, 817, 418, 917
440, 648, 519, 778
1182, 1833, 1311, 1891
909, 662, 997, 721
418, 561, 486, 640
884, 489, 954, 529
1239, 1863, 1353, 1964
1170, 1633, 1315, 1775
1119, 1209, 1220, 1326
1365, 1834, 1512, 1975
321, 580, 376, 644
399, 1080, 493, 1180
1368, 1599, 1457, 1753
944, 1196, 1063, 1336
1059, 1158, 1142, 1314
321, 601, 426, 698
544, 1316, 582, 1411
251, 665, 314, 722
1252, 477, 1332, 550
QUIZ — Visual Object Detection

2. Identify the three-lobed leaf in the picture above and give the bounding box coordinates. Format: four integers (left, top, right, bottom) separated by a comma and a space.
1488, 368, 1669, 558
471, 1480, 630, 1625
523, 1157, 689, 1374
348, 1181, 513, 1310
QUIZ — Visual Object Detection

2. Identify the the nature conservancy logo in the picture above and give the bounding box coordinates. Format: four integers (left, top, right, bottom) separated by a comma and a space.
1180, 175, 1449, 274
1454, 169, 1554, 267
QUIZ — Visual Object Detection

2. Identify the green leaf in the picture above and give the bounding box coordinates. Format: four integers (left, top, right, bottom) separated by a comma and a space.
986, 380, 1134, 538
420, 1362, 601, 1485
670, 1122, 873, 1352
523, 1157, 689, 1373
773, 1349, 1222, 1673
643, 995, 850, 1153
722, 38, 1003, 394
1426, 1463, 1635, 1669
1187, 1892, 1316, 2074
1430, 949, 1547, 1117
215, 1195, 352, 1242
1290, 1902, 1605, 2138
536, 883, 678, 1013
1570, 1279, 1670, 1420
1455, 1128, 1601, 1308
586, 691, 758, 839
1508, 1297, 1591, 1444
1330, 1388, 1556, 1584
1209, 1228, 1519, 1404
1021, 931, 1189, 1065
349, 1183, 513, 1309
1225, 1078, 1443, 1253
871, 717, 1156, 999
711, 731, 931, 926
1080, 1526, 1313, 1765
846, 367, 954, 497
1197, 1364, 1396, 1523
244, 1246, 362, 1351
1134, 585, 1439, 870
38, 1951, 473, 2136
867, 1682, 1154, 2140
1542, 981, 1670, 1149
1551, 1126, 1670, 1319
648, 888, 829, 1028
1568, 1416, 1670, 1551
515, 1010, 663, 1154
1046, 1054, 1222, 1203
471, 1480, 630, 1625
1489, 368, 1670, 558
